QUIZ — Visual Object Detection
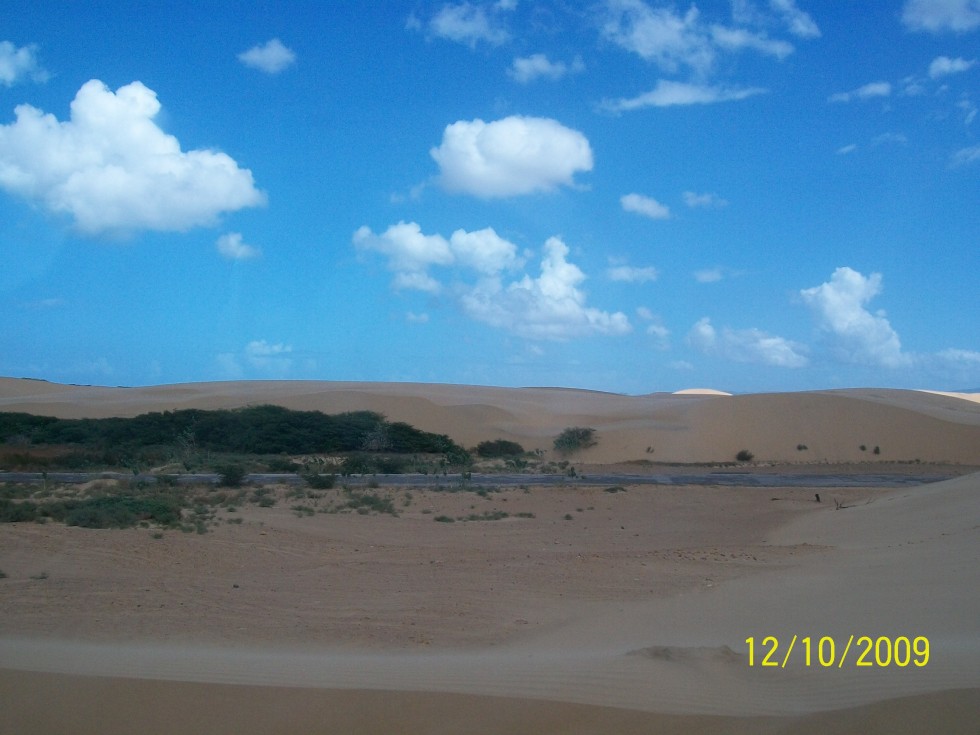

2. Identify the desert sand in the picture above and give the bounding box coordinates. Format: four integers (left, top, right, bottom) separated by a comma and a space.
1, 378, 978, 733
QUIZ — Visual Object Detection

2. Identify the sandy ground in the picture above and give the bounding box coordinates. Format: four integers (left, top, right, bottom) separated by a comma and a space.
1, 378, 979, 732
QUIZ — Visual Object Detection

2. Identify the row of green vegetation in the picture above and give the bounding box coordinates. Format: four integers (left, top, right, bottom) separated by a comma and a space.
0, 406, 463, 455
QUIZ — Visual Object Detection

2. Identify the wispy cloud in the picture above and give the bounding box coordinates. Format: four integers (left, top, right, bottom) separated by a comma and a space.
621, 192, 670, 219
607, 263, 659, 283
508, 54, 584, 83
420, 2, 510, 47
828, 81, 892, 103
238, 38, 297, 74
928, 55, 977, 78
603, 80, 766, 112
902, 0, 980, 32
0, 40, 49, 86
216, 232, 262, 260
688, 317, 808, 367
949, 143, 980, 166
683, 190, 728, 208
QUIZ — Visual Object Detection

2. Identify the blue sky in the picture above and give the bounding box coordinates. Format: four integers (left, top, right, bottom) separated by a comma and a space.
1, 1, 978, 394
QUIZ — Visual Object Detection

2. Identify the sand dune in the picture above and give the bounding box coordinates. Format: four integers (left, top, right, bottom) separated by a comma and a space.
1, 378, 978, 464
1, 378, 978, 732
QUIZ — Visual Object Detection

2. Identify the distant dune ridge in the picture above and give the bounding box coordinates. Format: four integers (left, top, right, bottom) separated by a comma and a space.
0, 377, 977, 464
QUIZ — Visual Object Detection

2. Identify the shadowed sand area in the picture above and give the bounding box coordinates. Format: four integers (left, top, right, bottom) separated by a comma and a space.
1, 379, 978, 732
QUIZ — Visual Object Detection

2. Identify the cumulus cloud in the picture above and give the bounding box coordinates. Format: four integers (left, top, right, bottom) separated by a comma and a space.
800, 267, 909, 368
929, 55, 977, 77
459, 237, 632, 340
216, 232, 261, 260
709, 26, 793, 58
688, 317, 808, 367
238, 38, 296, 74
603, 80, 766, 112
356, 225, 628, 340
0, 80, 265, 235
353, 221, 521, 293
430, 116, 593, 197
621, 192, 671, 219
683, 190, 728, 208
828, 81, 892, 103
902, 0, 980, 32
0, 41, 49, 86
425, 2, 510, 46
508, 54, 584, 83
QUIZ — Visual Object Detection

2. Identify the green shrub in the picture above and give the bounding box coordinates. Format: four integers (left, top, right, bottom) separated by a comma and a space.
305, 473, 336, 489
736, 449, 754, 462
476, 439, 525, 458
217, 464, 247, 487
553, 427, 597, 455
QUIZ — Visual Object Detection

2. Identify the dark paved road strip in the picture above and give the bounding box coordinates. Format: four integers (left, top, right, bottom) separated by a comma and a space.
0, 471, 957, 488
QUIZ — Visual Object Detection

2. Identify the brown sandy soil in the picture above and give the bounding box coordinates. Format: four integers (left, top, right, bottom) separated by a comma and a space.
1, 378, 978, 732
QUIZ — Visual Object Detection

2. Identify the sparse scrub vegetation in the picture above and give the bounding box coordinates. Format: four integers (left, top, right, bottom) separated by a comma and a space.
736, 450, 754, 462
553, 427, 597, 455
476, 439, 525, 458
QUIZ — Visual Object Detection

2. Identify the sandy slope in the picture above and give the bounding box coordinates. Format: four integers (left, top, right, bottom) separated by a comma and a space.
1, 378, 978, 464
0, 378, 978, 732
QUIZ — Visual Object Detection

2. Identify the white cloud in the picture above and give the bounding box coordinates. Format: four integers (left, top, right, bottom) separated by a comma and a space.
430, 116, 593, 197
871, 131, 908, 147
508, 54, 584, 83
800, 267, 909, 368
216, 232, 261, 260
459, 237, 631, 340
709, 26, 793, 58
929, 55, 977, 77
950, 143, 980, 166
603, 80, 766, 112
902, 0, 980, 32
828, 81, 892, 103
427, 2, 510, 46
357, 226, 629, 340
768, 0, 821, 38
0, 80, 266, 235
353, 221, 521, 293
693, 267, 723, 283
836, 143, 858, 155
449, 227, 523, 274
599, 0, 814, 74
245, 340, 293, 375
353, 221, 455, 293
621, 192, 671, 219
607, 264, 659, 282
600, 0, 715, 74
238, 38, 296, 74
406, 311, 430, 324
683, 190, 728, 208
688, 317, 808, 367
0, 41, 49, 86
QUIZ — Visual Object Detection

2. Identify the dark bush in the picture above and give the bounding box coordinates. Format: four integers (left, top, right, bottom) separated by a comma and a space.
554, 427, 597, 455
736, 449, 754, 462
217, 464, 247, 487
476, 439, 525, 458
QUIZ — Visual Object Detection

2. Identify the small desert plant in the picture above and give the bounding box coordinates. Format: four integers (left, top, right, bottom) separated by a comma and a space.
553, 427, 597, 455
0, 569, 7, 579
434, 515, 455, 523
796, 444, 808, 451
736, 449, 754, 462
216, 464, 247, 487
603, 485, 627, 494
